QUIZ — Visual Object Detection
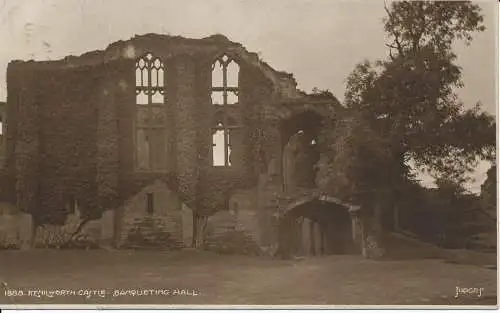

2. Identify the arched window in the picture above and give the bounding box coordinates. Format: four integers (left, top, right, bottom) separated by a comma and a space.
212, 54, 240, 166
135, 52, 166, 171
210, 54, 240, 167
212, 117, 238, 167
212, 125, 226, 167
211, 54, 239, 106
212, 121, 233, 167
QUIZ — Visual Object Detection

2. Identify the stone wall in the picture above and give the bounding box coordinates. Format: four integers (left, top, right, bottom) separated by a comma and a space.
3, 34, 351, 255
0, 202, 104, 249
204, 209, 261, 255
0, 101, 5, 168
0, 178, 186, 251
200, 186, 280, 255
181, 204, 194, 247
171, 54, 199, 207
4, 34, 287, 224
0, 202, 21, 248
5, 62, 102, 223
229, 189, 259, 242
117, 179, 183, 249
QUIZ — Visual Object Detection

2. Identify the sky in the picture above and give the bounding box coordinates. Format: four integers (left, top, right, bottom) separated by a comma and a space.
0, 0, 497, 193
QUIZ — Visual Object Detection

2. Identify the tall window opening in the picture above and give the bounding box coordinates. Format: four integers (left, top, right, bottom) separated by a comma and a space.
135, 52, 167, 171
211, 54, 239, 106
0, 118, 3, 149
212, 121, 235, 167
211, 54, 240, 167
281, 112, 322, 192
0, 113, 4, 141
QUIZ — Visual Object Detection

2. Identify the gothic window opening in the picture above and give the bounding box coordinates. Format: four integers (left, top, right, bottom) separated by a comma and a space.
211, 54, 239, 106
135, 52, 167, 171
211, 54, 240, 167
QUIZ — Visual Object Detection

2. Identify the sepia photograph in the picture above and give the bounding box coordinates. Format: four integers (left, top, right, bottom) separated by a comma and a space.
0, 0, 497, 308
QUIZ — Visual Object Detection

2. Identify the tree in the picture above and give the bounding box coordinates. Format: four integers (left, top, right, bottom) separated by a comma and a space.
480, 164, 497, 215
344, 1, 495, 190
383, 1, 485, 57
315, 110, 398, 245
316, 113, 395, 203
315, 1, 495, 243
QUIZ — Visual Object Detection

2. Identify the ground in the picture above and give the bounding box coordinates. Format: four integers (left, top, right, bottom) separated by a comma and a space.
0, 250, 496, 306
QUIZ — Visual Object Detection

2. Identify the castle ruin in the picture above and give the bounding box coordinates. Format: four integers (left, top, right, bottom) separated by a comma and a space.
0, 34, 381, 258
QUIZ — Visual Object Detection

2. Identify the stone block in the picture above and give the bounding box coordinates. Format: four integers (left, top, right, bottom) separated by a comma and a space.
17, 213, 33, 250
236, 208, 260, 244
0, 214, 19, 248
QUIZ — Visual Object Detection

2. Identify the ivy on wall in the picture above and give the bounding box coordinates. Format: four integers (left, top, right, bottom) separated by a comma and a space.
3, 36, 295, 227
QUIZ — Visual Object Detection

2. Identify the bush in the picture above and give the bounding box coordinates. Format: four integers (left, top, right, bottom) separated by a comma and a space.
58, 233, 99, 250
0, 233, 19, 250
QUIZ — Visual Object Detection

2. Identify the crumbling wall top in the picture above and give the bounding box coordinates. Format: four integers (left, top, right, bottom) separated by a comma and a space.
8, 33, 301, 101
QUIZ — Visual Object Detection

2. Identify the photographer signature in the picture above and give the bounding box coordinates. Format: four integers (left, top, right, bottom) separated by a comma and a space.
454, 286, 485, 299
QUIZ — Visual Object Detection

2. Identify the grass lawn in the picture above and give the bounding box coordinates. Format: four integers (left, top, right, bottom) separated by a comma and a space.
0, 249, 496, 306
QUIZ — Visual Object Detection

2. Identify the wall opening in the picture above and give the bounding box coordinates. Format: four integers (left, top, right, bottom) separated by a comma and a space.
135, 52, 167, 172
0, 113, 4, 151
277, 200, 358, 259
280, 111, 322, 192
212, 126, 226, 166
211, 54, 239, 106
212, 120, 235, 167
211, 55, 240, 167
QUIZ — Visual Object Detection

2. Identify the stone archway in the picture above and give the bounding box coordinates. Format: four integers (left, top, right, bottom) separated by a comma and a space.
274, 193, 363, 260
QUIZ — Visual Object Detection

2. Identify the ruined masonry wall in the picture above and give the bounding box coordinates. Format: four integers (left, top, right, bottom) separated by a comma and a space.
117, 180, 183, 249
0, 179, 184, 250
202, 186, 279, 255
3, 35, 304, 252
0, 203, 22, 248
204, 209, 262, 255
0, 202, 104, 249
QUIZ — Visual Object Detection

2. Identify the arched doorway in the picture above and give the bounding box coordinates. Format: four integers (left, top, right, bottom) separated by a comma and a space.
276, 197, 360, 259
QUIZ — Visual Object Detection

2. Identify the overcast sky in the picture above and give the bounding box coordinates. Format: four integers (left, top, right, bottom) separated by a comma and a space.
0, 0, 497, 193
